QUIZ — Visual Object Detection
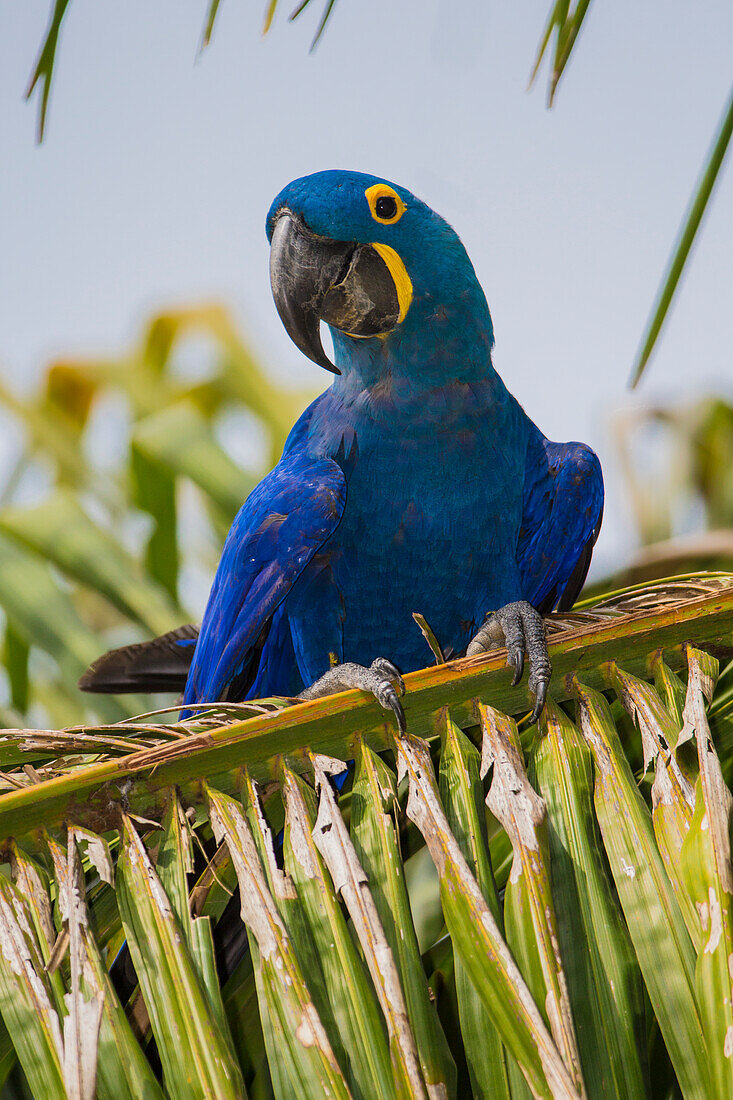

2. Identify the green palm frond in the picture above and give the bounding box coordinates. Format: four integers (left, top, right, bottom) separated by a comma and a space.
24, 0, 71, 141
202, 0, 224, 48
629, 86, 733, 388
0, 575, 732, 1097
529, 0, 593, 107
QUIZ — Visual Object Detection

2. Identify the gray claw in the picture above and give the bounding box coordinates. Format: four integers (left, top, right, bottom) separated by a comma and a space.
530, 680, 548, 724
384, 689, 406, 735
374, 670, 407, 734
298, 657, 407, 734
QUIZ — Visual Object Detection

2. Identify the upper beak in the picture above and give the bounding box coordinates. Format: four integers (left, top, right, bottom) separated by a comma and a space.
269, 211, 405, 374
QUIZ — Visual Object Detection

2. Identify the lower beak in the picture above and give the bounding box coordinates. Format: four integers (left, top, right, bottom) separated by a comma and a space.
269, 211, 405, 374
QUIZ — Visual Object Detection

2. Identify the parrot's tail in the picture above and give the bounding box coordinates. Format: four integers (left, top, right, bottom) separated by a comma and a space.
78, 624, 199, 695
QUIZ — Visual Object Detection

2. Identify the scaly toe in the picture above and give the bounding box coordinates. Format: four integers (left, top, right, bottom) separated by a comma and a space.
298, 659, 407, 734
371, 657, 405, 695
509, 647, 525, 686
469, 601, 551, 719
494, 606, 526, 685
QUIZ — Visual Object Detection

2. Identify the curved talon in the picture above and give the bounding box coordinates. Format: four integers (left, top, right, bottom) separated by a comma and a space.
374, 671, 406, 734
509, 648, 524, 686
530, 680, 548, 725
382, 688, 406, 735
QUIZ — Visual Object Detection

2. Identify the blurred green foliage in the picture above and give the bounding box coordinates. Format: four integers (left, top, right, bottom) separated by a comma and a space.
0, 306, 312, 728
610, 395, 733, 586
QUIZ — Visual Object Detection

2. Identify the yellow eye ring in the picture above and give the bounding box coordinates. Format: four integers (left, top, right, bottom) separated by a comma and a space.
365, 183, 406, 225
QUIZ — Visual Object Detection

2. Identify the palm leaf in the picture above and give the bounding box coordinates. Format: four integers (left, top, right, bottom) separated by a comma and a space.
529, 0, 594, 106
0, 576, 731, 1095
629, 86, 733, 388
25, 0, 71, 141
201, 0, 224, 48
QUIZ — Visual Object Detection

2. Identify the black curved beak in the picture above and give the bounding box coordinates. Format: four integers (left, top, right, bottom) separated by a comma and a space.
269, 210, 404, 374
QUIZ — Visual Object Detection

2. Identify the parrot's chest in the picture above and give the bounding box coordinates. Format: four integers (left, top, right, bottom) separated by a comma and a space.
312, 395, 527, 665
335, 426, 518, 574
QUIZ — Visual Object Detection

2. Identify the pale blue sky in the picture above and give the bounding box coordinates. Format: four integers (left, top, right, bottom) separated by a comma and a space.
1, 1, 732, 593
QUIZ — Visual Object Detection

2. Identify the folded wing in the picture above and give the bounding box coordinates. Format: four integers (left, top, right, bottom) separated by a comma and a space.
517, 431, 604, 615
181, 447, 346, 715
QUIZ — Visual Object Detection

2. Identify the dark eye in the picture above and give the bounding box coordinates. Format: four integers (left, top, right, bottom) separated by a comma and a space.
375, 195, 398, 220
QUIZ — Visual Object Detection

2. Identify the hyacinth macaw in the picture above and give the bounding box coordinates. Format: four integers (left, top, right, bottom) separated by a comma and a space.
81, 170, 604, 729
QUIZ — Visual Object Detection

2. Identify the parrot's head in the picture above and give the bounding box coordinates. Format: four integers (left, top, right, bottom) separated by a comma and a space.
266, 170, 493, 377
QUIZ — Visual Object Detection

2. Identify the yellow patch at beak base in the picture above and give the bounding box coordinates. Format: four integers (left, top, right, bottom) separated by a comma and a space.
370, 243, 413, 323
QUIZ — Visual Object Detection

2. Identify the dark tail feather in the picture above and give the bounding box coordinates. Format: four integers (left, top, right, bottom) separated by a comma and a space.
556, 509, 604, 613
555, 539, 594, 613
78, 624, 199, 694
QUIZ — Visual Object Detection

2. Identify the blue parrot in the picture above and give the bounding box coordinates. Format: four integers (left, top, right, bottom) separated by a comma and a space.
81, 170, 603, 729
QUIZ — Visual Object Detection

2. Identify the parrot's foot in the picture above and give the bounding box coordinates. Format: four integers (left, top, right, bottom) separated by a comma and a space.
466, 601, 551, 723
298, 658, 406, 734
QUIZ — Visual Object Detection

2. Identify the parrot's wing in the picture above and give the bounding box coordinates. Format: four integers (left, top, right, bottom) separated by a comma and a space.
181, 448, 346, 713
517, 434, 604, 615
